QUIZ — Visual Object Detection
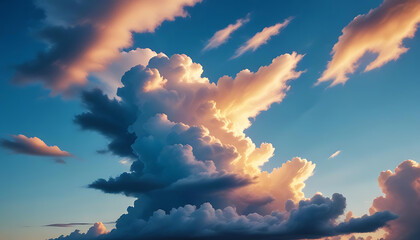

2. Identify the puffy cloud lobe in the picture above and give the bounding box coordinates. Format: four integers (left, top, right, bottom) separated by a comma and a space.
74, 89, 137, 158
51, 222, 107, 240
370, 160, 420, 240
50, 194, 396, 240
0, 134, 72, 163
233, 18, 292, 58
12, 0, 200, 94
203, 15, 250, 51
91, 48, 164, 98
318, 0, 420, 86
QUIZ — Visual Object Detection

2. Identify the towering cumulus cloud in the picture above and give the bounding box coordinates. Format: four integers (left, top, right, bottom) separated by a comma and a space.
318, 0, 420, 86
12, 0, 199, 94
53, 52, 397, 240
370, 160, 420, 240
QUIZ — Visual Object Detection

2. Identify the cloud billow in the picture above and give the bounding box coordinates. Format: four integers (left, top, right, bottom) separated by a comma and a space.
52, 52, 397, 240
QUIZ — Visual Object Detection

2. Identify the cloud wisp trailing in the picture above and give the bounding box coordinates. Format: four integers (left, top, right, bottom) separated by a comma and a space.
329, 150, 341, 159
1, 134, 72, 163
203, 15, 250, 51
318, 0, 420, 86
52, 52, 396, 240
12, 0, 200, 94
233, 18, 292, 58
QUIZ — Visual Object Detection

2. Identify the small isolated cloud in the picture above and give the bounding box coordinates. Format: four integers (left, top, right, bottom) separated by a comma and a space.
45, 223, 94, 228
318, 0, 420, 86
203, 15, 250, 51
370, 159, 420, 239
329, 150, 341, 159
1, 134, 72, 163
233, 17, 292, 58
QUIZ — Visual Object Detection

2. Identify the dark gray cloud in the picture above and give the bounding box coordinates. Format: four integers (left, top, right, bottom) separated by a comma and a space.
49, 194, 396, 240
74, 89, 137, 158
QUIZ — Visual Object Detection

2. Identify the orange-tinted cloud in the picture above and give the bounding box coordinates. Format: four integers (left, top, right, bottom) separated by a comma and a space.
203, 15, 250, 51
233, 18, 292, 58
13, 0, 200, 94
370, 160, 420, 239
329, 150, 341, 159
0, 134, 72, 157
318, 0, 420, 86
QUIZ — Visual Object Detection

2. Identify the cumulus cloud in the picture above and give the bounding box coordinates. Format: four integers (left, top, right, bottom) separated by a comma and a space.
203, 15, 250, 51
1, 134, 72, 163
233, 18, 292, 58
12, 0, 200, 94
91, 48, 164, 98
54, 51, 398, 240
52, 222, 107, 240
370, 160, 420, 240
50, 194, 396, 240
318, 0, 420, 86
329, 150, 341, 159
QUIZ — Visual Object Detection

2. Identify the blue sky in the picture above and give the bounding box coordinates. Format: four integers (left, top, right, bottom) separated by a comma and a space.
1, 0, 420, 240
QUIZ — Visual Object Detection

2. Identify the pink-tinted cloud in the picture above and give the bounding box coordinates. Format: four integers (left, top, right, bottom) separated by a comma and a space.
13, 0, 200, 94
1, 134, 72, 158
329, 150, 341, 159
203, 15, 250, 51
233, 18, 292, 58
318, 0, 420, 86
370, 160, 420, 239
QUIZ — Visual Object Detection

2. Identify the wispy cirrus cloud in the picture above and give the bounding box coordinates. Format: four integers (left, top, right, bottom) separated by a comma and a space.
233, 18, 292, 58
318, 0, 420, 86
329, 150, 341, 159
203, 14, 250, 51
1, 134, 72, 163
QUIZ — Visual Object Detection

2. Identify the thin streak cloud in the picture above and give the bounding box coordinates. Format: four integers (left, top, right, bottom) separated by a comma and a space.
233, 17, 292, 58
329, 150, 341, 159
203, 14, 250, 51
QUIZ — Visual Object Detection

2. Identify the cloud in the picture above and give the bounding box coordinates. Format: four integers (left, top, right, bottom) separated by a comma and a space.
370, 160, 420, 239
0, 134, 72, 163
203, 15, 250, 51
49, 194, 396, 240
329, 150, 341, 159
51, 222, 107, 240
233, 18, 292, 58
52, 51, 397, 240
90, 48, 164, 98
45, 222, 115, 228
318, 0, 420, 86
12, 0, 200, 94
45, 223, 95, 228
74, 89, 137, 158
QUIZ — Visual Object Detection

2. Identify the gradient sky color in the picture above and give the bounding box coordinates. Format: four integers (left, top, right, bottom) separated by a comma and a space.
1, 0, 420, 240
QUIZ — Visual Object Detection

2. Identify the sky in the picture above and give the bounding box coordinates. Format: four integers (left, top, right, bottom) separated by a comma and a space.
0, 0, 419, 240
